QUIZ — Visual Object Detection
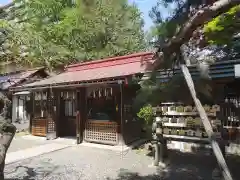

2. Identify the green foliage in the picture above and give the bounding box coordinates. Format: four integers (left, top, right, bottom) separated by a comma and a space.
137, 104, 154, 125
149, 1, 239, 57
134, 72, 214, 114
204, 5, 240, 45
0, 0, 146, 69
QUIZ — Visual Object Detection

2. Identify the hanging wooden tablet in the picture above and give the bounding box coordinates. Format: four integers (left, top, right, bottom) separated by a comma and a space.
212, 105, 220, 112
184, 105, 192, 112
169, 105, 175, 111
162, 106, 168, 114
171, 128, 177, 135
179, 129, 185, 136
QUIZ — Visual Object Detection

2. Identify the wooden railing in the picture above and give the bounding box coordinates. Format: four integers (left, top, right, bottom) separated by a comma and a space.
84, 120, 118, 145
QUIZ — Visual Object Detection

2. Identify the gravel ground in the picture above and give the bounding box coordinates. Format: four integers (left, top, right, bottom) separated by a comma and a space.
4, 145, 240, 180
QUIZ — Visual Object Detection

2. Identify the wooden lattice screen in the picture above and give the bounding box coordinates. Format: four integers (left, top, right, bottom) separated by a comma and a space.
84, 121, 118, 145
46, 91, 56, 134
47, 118, 55, 133
32, 118, 47, 136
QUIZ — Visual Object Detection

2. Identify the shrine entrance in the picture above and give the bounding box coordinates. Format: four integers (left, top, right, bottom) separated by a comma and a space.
84, 85, 120, 145
58, 90, 77, 137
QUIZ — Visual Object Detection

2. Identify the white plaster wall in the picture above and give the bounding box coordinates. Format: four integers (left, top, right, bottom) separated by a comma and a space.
12, 95, 30, 131
11, 95, 17, 123
18, 97, 24, 120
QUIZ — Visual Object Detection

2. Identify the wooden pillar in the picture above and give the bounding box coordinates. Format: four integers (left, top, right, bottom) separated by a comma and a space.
76, 87, 86, 144
55, 90, 61, 138
117, 81, 125, 145
29, 92, 34, 134
46, 89, 50, 134
76, 90, 80, 144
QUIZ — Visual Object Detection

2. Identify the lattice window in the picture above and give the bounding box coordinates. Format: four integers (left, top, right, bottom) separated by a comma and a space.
62, 91, 76, 117
64, 100, 76, 116
34, 91, 48, 118
47, 118, 55, 133
87, 89, 116, 121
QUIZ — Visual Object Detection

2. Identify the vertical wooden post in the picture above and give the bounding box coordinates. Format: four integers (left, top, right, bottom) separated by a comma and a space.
76, 87, 86, 144
29, 92, 34, 134
76, 90, 80, 144
76, 110, 80, 144
55, 90, 60, 138
81, 87, 87, 143
118, 81, 124, 145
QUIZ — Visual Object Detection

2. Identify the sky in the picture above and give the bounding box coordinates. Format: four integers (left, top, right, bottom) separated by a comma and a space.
0, 0, 10, 5
0, 0, 156, 31
128, 0, 157, 31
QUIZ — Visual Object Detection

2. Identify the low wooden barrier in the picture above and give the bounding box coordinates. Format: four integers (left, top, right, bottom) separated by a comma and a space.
32, 118, 47, 136
32, 117, 55, 137
84, 120, 118, 145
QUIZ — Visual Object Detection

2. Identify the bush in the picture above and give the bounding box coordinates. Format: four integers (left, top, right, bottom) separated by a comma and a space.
137, 104, 154, 125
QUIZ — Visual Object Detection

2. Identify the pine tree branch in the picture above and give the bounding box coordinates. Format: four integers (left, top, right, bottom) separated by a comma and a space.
151, 0, 238, 71
0, 2, 14, 12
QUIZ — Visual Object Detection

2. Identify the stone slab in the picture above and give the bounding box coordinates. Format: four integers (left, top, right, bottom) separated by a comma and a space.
79, 142, 130, 152
6, 143, 71, 165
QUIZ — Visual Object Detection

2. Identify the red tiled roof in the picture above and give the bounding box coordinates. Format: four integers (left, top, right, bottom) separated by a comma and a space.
18, 52, 154, 88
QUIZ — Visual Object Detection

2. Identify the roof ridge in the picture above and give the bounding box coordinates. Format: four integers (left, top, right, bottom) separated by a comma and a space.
66, 52, 153, 69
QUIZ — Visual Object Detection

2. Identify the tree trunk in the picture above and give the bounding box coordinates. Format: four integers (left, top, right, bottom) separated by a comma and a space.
180, 64, 233, 180
0, 121, 16, 179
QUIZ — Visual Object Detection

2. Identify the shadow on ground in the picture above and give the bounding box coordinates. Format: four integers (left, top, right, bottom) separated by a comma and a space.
108, 149, 240, 180
5, 160, 60, 180
5, 166, 50, 180
4, 148, 240, 180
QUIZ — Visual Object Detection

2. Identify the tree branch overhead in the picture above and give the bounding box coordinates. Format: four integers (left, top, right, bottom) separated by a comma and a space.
0, 2, 14, 12
152, 0, 239, 71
